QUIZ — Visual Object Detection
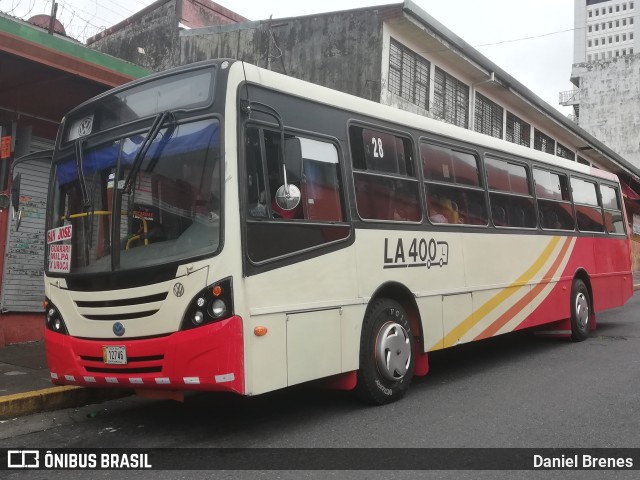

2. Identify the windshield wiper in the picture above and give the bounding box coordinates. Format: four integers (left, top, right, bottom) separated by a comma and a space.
121, 111, 175, 194
74, 139, 93, 259
75, 139, 91, 210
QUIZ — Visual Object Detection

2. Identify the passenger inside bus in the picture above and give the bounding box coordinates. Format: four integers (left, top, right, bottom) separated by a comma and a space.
427, 195, 458, 224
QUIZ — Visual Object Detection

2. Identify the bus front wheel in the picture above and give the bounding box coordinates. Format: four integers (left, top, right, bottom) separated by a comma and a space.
570, 279, 591, 342
355, 298, 415, 405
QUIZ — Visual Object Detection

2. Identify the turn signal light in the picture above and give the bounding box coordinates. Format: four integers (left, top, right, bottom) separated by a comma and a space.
254, 326, 268, 337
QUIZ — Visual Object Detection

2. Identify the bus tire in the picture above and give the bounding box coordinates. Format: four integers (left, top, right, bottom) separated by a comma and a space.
355, 298, 415, 405
570, 279, 591, 342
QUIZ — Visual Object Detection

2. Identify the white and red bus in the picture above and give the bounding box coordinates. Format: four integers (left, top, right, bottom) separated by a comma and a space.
30, 59, 632, 404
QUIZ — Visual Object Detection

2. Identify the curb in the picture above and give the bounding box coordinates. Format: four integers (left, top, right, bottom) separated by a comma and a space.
635, 284, 640, 291
0, 386, 131, 420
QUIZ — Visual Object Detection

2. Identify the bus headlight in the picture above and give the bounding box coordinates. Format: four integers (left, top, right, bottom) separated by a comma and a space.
209, 299, 227, 319
44, 299, 69, 335
192, 311, 205, 325
180, 278, 234, 330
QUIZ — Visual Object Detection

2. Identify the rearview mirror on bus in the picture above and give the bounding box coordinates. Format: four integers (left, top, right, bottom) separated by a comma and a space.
275, 137, 303, 211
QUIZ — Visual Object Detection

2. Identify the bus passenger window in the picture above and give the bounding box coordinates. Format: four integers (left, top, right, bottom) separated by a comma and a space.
600, 184, 625, 234
533, 168, 575, 231
485, 156, 536, 229
570, 177, 605, 232
349, 125, 421, 222
421, 142, 487, 226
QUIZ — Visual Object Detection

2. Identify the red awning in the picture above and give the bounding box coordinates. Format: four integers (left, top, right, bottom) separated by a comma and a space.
620, 180, 640, 201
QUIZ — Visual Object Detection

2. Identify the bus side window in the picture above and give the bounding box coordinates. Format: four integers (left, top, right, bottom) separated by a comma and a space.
421, 142, 487, 226
245, 127, 345, 222
349, 125, 421, 222
298, 138, 343, 222
245, 127, 268, 218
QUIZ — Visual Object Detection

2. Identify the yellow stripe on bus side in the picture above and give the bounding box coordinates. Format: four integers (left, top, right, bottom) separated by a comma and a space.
441, 236, 561, 348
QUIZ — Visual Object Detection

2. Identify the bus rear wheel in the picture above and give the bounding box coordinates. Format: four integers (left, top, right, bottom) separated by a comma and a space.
570, 279, 591, 342
355, 298, 415, 405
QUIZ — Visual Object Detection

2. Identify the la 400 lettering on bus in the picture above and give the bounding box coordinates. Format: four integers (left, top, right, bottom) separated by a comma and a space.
383, 237, 449, 269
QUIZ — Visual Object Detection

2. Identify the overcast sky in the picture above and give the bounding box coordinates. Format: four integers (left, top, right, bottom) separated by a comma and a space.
0, 0, 576, 114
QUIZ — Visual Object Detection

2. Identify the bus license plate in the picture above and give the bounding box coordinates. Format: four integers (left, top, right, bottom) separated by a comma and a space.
102, 346, 127, 365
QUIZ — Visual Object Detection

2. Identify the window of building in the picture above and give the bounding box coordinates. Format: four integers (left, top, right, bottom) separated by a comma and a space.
609, 6, 613, 13
631, 33, 635, 40
570, 177, 605, 232
577, 156, 590, 166
421, 142, 487, 225
609, 36, 613, 43
616, 5, 620, 12
600, 184, 625, 234
631, 48, 634, 54
534, 130, 555, 155
595, 24, 599, 31
350, 125, 421, 222
588, 39, 593, 47
388, 39, 430, 111
631, 18, 635, 24
589, 10, 592, 17
616, 35, 620, 42
474, 93, 503, 139
433, 67, 470, 129
506, 112, 531, 147
623, 3, 627, 10
588, 54, 592, 61
623, 34, 627, 40
609, 21, 612, 28
616, 50, 620, 56
485, 157, 535, 228
595, 39, 599, 46
556, 142, 575, 161
623, 49, 627, 55
616, 20, 620, 27
623, 18, 627, 26
533, 168, 575, 230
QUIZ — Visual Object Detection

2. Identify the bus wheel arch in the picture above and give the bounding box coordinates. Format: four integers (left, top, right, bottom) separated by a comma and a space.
571, 269, 594, 341
369, 282, 424, 350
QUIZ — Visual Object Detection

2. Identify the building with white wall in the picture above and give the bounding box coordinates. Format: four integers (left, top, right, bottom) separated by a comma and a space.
564, 0, 640, 168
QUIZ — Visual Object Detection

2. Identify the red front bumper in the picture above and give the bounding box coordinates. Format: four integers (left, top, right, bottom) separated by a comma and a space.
45, 316, 244, 394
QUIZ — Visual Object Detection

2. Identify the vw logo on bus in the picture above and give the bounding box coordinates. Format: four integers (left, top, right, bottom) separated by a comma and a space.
173, 283, 184, 297
78, 116, 93, 137
113, 322, 125, 337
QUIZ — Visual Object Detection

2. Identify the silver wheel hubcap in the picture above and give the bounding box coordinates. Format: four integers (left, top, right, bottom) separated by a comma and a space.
575, 292, 589, 330
375, 322, 411, 382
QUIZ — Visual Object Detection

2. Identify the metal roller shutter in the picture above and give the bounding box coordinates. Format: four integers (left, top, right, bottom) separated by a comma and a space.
1, 137, 53, 312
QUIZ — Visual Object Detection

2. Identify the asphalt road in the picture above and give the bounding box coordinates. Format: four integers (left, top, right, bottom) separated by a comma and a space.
2, 292, 640, 479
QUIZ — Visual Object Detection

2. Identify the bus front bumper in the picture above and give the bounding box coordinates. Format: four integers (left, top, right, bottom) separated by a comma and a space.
45, 316, 244, 395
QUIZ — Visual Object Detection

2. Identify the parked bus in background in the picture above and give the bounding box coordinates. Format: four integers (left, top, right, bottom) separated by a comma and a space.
24, 59, 632, 405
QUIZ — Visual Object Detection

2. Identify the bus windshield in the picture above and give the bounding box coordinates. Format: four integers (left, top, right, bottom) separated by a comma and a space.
47, 118, 222, 275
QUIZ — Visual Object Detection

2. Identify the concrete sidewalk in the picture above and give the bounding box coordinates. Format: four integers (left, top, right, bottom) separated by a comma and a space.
2, 274, 640, 420
0, 341, 130, 420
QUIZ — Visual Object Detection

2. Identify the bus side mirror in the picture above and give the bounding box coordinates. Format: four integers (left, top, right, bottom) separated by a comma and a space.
11, 173, 21, 231
275, 138, 303, 211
